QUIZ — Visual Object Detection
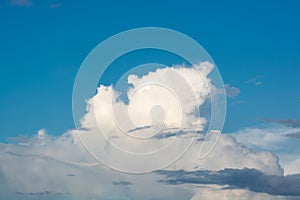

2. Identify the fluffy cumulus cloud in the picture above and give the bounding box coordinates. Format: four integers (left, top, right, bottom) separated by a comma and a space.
81, 62, 213, 132
0, 63, 298, 199
232, 125, 300, 175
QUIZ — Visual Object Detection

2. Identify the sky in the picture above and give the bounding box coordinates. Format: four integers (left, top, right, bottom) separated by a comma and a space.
1, 0, 300, 139
0, 0, 300, 199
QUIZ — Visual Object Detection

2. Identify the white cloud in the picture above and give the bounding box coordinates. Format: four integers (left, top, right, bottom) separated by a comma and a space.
191, 133, 282, 175
81, 62, 213, 132
77, 63, 217, 172
0, 129, 285, 199
232, 126, 300, 175
284, 158, 300, 175
191, 185, 286, 200
0, 63, 294, 199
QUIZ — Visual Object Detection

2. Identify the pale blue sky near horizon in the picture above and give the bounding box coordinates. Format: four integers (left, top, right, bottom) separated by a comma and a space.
0, 0, 300, 141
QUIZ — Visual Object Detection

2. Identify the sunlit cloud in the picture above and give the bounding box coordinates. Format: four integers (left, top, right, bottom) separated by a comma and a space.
232, 125, 300, 175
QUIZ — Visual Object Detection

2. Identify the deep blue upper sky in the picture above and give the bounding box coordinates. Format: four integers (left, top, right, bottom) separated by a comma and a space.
0, 0, 300, 141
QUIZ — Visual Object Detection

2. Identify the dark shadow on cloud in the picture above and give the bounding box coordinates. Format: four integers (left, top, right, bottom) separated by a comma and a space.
154, 129, 204, 140
65, 174, 76, 177
157, 168, 300, 196
112, 181, 133, 186
285, 131, 300, 139
127, 126, 204, 140
127, 125, 152, 133
16, 191, 67, 196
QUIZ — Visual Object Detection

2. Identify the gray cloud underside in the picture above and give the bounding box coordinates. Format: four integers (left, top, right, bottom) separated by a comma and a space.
157, 168, 300, 197
285, 131, 300, 139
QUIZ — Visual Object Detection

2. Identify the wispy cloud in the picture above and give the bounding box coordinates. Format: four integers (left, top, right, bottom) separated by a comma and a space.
246, 75, 263, 86
262, 118, 300, 128
9, 0, 32, 7
224, 84, 240, 98
49, 3, 62, 8
260, 119, 300, 140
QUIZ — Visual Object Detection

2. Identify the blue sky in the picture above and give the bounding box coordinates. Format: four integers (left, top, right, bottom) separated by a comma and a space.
1, 0, 300, 141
